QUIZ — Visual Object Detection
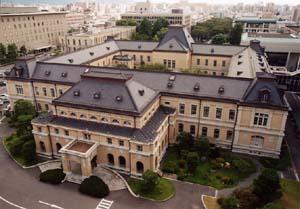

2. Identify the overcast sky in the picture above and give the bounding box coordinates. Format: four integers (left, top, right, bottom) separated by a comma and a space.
150, 0, 300, 6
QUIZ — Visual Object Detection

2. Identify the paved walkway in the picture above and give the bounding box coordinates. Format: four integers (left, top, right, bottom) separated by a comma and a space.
93, 166, 126, 191
218, 158, 263, 197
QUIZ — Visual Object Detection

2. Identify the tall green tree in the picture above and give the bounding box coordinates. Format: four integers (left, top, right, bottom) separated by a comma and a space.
211, 33, 228, 45
141, 170, 159, 192
253, 168, 282, 204
137, 18, 153, 38
116, 19, 137, 26
19, 45, 27, 56
229, 23, 243, 45
153, 27, 168, 41
7, 43, 18, 62
186, 152, 199, 174
0, 43, 6, 64
152, 17, 169, 36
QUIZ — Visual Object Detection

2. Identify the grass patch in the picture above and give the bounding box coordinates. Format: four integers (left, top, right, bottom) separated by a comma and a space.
277, 179, 300, 209
203, 196, 220, 209
259, 142, 291, 171
128, 177, 175, 201
161, 146, 257, 189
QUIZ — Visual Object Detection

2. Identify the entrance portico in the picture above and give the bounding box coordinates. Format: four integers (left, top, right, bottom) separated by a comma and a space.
60, 139, 98, 183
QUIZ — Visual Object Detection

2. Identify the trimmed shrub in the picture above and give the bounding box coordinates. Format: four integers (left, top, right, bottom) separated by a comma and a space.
234, 188, 259, 209
187, 152, 199, 174
232, 158, 252, 173
79, 176, 109, 198
141, 170, 159, 192
219, 196, 239, 209
178, 159, 186, 169
7, 136, 24, 156
22, 140, 36, 163
180, 149, 189, 160
162, 161, 178, 174
40, 169, 66, 184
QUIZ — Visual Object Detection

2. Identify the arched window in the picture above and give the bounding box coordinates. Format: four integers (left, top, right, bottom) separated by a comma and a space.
155, 157, 158, 169
101, 117, 108, 123
40, 141, 46, 152
107, 154, 114, 166
136, 161, 144, 173
259, 88, 271, 102
80, 114, 86, 119
90, 116, 97, 120
251, 135, 264, 147
112, 119, 119, 124
60, 111, 66, 115
123, 121, 131, 126
119, 156, 126, 168
56, 143, 62, 152
70, 112, 76, 117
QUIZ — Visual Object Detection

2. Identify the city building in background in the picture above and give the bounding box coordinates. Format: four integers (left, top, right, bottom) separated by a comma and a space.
233, 17, 277, 33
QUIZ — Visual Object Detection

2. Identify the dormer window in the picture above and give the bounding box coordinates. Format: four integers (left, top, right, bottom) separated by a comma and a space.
61, 72, 68, 77
106, 47, 110, 50
169, 44, 173, 48
116, 95, 123, 102
238, 61, 243, 65
138, 89, 145, 96
93, 92, 101, 99
167, 82, 173, 88
73, 90, 80, 96
194, 83, 200, 91
112, 119, 119, 124
211, 48, 214, 54
68, 58, 73, 63
218, 86, 225, 94
89, 52, 94, 56
138, 44, 141, 49
259, 88, 271, 102
45, 71, 51, 76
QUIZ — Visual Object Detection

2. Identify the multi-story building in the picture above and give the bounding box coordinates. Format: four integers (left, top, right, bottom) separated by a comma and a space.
66, 12, 85, 28
0, 7, 68, 53
292, 5, 300, 23
121, 9, 191, 30
5, 26, 287, 182
59, 26, 136, 52
233, 17, 277, 33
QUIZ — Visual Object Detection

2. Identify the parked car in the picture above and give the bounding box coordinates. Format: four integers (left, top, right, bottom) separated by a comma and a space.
0, 94, 8, 100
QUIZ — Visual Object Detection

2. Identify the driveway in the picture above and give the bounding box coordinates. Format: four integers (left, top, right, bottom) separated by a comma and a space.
0, 121, 214, 209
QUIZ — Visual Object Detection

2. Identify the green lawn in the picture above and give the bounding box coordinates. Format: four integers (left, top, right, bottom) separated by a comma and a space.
161, 146, 257, 189
277, 179, 300, 209
128, 177, 175, 201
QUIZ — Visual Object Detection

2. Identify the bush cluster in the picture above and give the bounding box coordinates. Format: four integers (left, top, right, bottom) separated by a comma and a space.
79, 176, 109, 198
40, 169, 66, 185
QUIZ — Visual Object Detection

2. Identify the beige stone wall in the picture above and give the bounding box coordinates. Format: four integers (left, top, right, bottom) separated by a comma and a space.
6, 80, 34, 109
135, 97, 160, 128
120, 51, 153, 67
87, 51, 120, 67
152, 51, 191, 70
0, 13, 67, 50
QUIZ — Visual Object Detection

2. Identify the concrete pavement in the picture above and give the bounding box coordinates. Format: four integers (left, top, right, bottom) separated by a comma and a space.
0, 121, 214, 209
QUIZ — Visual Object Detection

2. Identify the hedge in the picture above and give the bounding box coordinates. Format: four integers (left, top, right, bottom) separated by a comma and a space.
79, 176, 109, 198
40, 169, 66, 184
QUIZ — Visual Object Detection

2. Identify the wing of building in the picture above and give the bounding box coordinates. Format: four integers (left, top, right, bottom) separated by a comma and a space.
5, 26, 288, 182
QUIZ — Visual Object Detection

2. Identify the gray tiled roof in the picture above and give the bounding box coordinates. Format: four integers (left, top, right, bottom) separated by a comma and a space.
116, 40, 158, 51
192, 44, 246, 56
155, 37, 188, 52
54, 72, 158, 113
33, 106, 175, 142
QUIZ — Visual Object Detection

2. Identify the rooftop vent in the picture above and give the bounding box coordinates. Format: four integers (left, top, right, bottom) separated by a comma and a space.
45, 70, 51, 76
89, 52, 94, 56
68, 58, 74, 63
238, 61, 243, 65
218, 86, 225, 94
237, 71, 243, 75
116, 95, 123, 102
61, 72, 68, 77
169, 44, 173, 49
211, 48, 215, 54
259, 62, 264, 67
93, 92, 101, 99
167, 82, 173, 88
193, 83, 200, 91
169, 75, 176, 81
138, 44, 141, 49
138, 89, 145, 96
106, 47, 110, 50
73, 90, 80, 96
258, 57, 263, 62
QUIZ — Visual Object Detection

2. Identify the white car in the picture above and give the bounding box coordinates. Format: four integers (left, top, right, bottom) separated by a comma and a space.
0, 94, 8, 100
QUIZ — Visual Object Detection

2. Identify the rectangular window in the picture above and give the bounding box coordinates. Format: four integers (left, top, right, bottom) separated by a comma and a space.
190, 125, 196, 136
163, 59, 167, 66
203, 106, 209, 117
133, 54, 136, 61
191, 104, 197, 115
140, 55, 143, 62
229, 110, 235, 121
119, 140, 124, 146
55, 128, 59, 134
178, 123, 184, 133
42, 87, 47, 96
45, 104, 49, 111
38, 127, 42, 132
50, 88, 55, 97
59, 89, 63, 95
64, 130, 69, 136
202, 127, 208, 136
216, 108, 222, 119
222, 60, 226, 67
226, 130, 233, 140
214, 129, 220, 138
179, 103, 185, 114
172, 60, 175, 68
205, 59, 208, 66
83, 133, 91, 140
147, 56, 150, 62
15, 85, 24, 94
137, 145, 143, 152
35, 87, 39, 95
107, 138, 112, 144
167, 60, 171, 68
213, 60, 217, 66
197, 58, 200, 65
253, 113, 269, 126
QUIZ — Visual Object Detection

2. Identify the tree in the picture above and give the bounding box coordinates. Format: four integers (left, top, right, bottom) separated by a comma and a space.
253, 168, 282, 204
137, 18, 153, 38
152, 17, 169, 36
211, 33, 228, 45
15, 114, 34, 136
79, 176, 109, 198
262, 203, 284, 209
194, 136, 210, 157
19, 45, 27, 56
177, 132, 194, 150
229, 23, 243, 45
6, 43, 18, 62
186, 152, 199, 174
22, 140, 36, 163
234, 188, 259, 209
116, 19, 137, 26
0, 43, 6, 64
219, 196, 239, 209
153, 27, 168, 41
141, 170, 159, 192
13, 100, 36, 119
140, 63, 169, 72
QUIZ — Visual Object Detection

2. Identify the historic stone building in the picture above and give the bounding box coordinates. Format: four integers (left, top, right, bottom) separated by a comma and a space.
5, 26, 287, 181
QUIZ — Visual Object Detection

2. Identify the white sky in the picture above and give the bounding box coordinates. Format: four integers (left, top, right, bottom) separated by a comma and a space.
149, 0, 300, 6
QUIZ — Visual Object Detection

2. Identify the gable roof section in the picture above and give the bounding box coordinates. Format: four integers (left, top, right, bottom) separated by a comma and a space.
192, 44, 247, 56
157, 26, 194, 50
155, 37, 188, 52
116, 40, 158, 51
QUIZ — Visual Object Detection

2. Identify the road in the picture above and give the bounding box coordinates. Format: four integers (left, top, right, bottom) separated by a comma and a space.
0, 121, 214, 209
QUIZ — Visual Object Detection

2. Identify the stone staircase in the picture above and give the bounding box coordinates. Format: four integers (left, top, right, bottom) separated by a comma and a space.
65, 173, 83, 184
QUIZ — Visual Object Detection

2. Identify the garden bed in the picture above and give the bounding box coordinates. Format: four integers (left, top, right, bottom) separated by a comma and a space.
127, 177, 175, 201
161, 146, 257, 189
277, 179, 300, 209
